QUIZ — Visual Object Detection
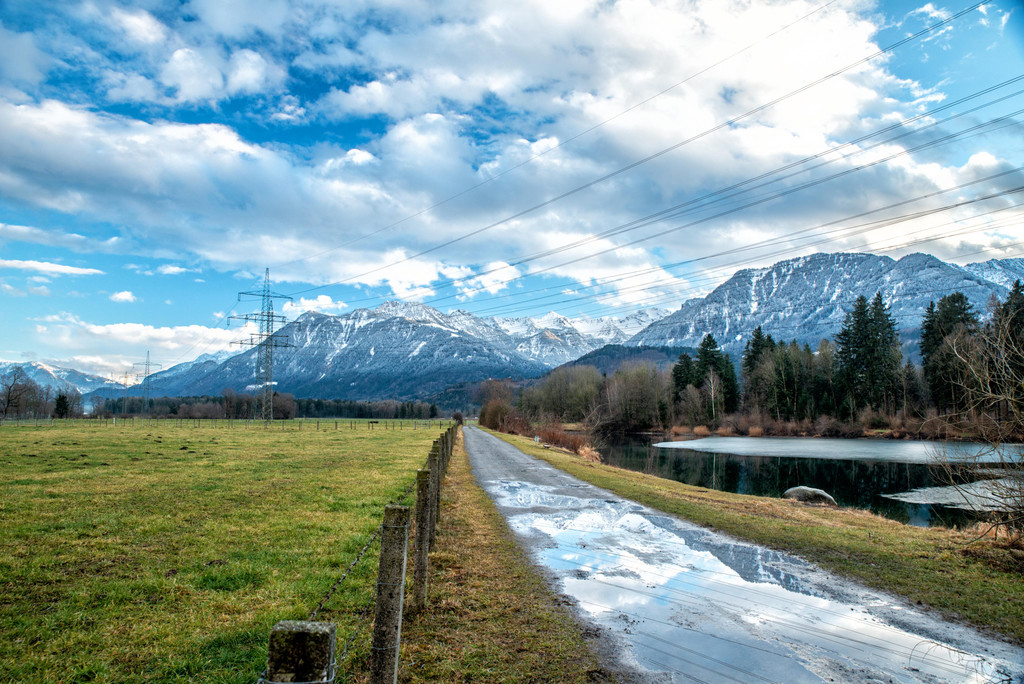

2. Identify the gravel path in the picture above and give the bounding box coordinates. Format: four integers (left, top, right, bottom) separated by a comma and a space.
463, 426, 1024, 684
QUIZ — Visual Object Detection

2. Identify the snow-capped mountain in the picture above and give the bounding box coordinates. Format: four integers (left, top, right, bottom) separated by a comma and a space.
0, 361, 122, 394
140, 302, 670, 400
628, 252, 1018, 356
961, 258, 1024, 290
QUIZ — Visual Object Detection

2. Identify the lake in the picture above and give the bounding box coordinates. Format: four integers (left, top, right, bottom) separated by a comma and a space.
599, 435, 1000, 527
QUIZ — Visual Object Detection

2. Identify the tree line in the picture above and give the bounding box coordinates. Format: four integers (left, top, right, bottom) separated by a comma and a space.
91, 391, 441, 420
507, 281, 1024, 436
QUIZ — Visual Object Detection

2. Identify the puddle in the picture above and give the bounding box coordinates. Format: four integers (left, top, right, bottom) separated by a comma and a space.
486, 479, 1023, 683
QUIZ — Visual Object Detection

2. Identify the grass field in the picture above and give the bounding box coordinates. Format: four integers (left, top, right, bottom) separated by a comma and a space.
0, 419, 445, 683
491, 430, 1024, 645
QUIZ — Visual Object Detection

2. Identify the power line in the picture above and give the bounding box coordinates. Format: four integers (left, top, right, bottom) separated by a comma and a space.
269, 0, 846, 273
285, 3, 986, 299
301, 77, 1024, 318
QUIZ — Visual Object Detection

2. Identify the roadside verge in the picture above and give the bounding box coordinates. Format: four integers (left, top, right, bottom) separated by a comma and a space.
393, 429, 612, 683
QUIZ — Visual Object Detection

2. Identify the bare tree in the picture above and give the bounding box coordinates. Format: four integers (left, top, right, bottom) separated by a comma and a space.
937, 311, 1024, 540
1, 367, 33, 419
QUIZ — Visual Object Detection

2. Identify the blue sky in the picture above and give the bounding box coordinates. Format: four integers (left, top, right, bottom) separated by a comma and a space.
0, 0, 1022, 377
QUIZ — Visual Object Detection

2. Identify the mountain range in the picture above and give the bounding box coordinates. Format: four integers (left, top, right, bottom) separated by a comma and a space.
629, 252, 1024, 357
5, 252, 1021, 403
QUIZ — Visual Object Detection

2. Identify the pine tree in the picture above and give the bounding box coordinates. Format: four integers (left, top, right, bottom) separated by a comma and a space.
920, 291, 979, 413
867, 292, 902, 414
671, 353, 695, 405
835, 295, 871, 419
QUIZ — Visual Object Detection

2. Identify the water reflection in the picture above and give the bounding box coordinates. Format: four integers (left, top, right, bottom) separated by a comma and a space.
600, 437, 982, 527
486, 479, 1021, 683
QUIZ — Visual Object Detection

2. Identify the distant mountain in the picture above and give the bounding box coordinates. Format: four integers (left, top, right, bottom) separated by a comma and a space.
0, 361, 122, 395
628, 252, 1017, 357
961, 257, 1024, 290
129, 302, 671, 401
563, 345, 697, 376
62, 251, 1020, 404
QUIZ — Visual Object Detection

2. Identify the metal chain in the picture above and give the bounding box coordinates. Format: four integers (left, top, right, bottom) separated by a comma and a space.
308, 527, 382, 621
307, 476, 417, 622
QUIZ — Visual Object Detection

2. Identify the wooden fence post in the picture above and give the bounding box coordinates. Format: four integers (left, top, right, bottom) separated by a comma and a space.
427, 447, 440, 550
264, 620, 336, 683
411, 469, 431, 612
370, 505, 410, 684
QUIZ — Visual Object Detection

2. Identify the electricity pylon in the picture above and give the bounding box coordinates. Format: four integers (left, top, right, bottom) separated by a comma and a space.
133, 351, 161, 415
231, 269, 293, 423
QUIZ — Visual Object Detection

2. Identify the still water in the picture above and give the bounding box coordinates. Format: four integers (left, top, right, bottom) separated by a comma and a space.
599, 436, 990, 527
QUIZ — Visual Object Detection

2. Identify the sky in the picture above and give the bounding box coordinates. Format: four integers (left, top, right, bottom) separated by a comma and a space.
0, 0, 1023, 378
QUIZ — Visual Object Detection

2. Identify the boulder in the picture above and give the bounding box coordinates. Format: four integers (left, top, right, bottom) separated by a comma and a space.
783, 486, 838, 507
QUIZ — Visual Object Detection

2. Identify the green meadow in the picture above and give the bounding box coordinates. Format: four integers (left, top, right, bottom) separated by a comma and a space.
0, 420, 443, 683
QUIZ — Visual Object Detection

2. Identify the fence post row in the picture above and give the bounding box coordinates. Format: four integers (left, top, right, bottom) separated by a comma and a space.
261, 425, 458, 684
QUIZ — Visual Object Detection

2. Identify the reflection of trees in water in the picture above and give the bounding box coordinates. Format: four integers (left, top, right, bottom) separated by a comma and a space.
605, 440, 979, 527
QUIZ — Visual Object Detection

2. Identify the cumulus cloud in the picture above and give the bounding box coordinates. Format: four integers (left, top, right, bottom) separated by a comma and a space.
0, 0, 1018, 333
109, 291, 136, 302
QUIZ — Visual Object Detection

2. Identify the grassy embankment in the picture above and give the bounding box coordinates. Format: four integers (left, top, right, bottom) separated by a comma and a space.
490, 430, 1024, 645
0, 420, 603, 683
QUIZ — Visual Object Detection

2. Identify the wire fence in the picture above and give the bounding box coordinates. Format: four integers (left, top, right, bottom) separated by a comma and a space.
256, 423, 457, 684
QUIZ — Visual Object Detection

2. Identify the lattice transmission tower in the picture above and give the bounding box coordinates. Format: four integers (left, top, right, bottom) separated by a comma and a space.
232, 269, 293, 422
133, 351, 161, 415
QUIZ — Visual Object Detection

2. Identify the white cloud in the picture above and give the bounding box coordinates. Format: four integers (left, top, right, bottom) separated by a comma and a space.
0, 259, 104, 276
32, 312, 254, 375
109, 290, 136, 302
160, 48, 224, 102
187, 0, 290, 39
110, 8, 168, 46
157, 264, 192, 275
282, 295, 348, 314
226, 49, 283, 95
0, 222, 122, 252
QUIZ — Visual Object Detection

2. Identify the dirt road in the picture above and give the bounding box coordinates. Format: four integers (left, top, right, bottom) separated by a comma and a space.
463, 426, 1024, 684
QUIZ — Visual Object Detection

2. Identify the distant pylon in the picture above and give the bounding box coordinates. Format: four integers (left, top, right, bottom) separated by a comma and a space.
133, 351, 161, 415
231, 268, 293, 423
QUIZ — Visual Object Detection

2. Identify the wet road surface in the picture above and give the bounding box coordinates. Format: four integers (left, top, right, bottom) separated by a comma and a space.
463, 426, 1024, 683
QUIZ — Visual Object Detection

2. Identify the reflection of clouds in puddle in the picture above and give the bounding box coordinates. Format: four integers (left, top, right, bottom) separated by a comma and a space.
486, 478, 1019, 683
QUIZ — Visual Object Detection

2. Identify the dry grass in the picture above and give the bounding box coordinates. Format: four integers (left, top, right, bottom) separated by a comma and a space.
747, 426, 765, 437
392, 430, 610, 683
692, 425, 711, 437
715, 425, 735, 437
670, 425, 692, 437
578, 445, 602, 463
